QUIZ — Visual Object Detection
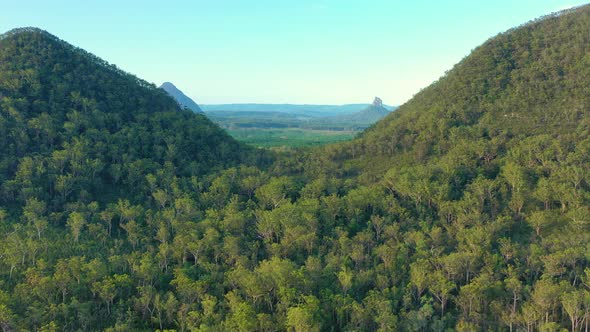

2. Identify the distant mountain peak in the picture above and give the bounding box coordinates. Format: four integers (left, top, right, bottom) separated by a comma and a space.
159, 82, 203, 113
372, 97, 383, 107
323, 97, 393, 124
160, 81, 177, 89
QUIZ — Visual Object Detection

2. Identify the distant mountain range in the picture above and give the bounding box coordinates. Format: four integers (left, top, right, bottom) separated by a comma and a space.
204, 97, 397, 133
160, 82, 203, 113
158, 83, 396, 120
201, 102, 396, 117
159, 81, 396, 129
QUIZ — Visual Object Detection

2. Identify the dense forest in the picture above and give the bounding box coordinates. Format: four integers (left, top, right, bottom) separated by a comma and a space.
1, 5, 590, 332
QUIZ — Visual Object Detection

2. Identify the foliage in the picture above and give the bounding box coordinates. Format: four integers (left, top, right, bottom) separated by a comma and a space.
2, 5, 590, 331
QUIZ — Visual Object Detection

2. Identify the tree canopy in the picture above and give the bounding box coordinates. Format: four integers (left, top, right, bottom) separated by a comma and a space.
2, 5, 590, 331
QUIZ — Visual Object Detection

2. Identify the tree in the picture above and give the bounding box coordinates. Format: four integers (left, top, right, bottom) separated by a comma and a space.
338, 267, 353, 295
255, 176, 296, 209
429, 270, 454, 316
99, 207, 115, 237
224, 291, 258, 332
0, 290, 14, 332
66, 211, 86, 243
561, 290, 584, 332
504, 269, 523, 331
286, 296, 321, 332
152, 292, 178, 331
92, 277, 116, 314
22, 197, 47, 239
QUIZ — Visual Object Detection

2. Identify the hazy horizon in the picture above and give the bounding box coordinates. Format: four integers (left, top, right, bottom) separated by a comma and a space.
1, 0, 586, 105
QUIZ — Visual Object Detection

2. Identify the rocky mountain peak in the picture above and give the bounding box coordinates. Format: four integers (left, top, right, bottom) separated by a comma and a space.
372, 97, 383, 107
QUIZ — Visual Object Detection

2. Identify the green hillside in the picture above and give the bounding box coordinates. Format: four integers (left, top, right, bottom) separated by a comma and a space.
0, 27, 266, 197
348, 6, 590, 166
0, 27, 271, 330
1, 5, 590, 331
301, 5, 590, 329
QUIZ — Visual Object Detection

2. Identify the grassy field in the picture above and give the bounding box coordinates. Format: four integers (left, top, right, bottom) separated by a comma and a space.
204, 108, 384, 148
227, 128, 357, 148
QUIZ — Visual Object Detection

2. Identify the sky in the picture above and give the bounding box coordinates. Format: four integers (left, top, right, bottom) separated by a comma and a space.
0, 0, 587, 105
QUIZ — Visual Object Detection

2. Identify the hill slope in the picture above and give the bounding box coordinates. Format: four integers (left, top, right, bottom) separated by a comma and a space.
160, 81, 203, 112
3, 6, 590, 331
292, 4, 590, 329
347, 6, 590, 165
0, 27, 265, 203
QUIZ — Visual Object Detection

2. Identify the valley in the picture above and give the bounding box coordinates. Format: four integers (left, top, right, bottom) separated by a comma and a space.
203, 98, 395, 148
162, 90, 396, 148
1, 3, 590, 331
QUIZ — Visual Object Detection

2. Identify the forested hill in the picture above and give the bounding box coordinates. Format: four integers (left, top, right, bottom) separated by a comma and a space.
336, 5, 590, 169
281, 4, 590, 329
0, 28, 267, 203
3, 6, 590, 331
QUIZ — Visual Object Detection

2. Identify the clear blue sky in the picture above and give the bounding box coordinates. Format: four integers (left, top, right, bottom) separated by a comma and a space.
1, 0, 587, 105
